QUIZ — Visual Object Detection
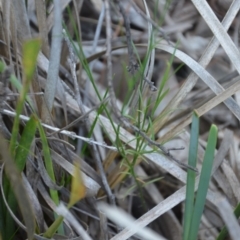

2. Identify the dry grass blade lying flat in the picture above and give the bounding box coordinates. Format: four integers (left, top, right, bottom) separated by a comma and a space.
155, 0, 240, 131
216, 196, 240, 240
192, 0, 240, 73
161, 76, 240, 143
1, 0, 240, 239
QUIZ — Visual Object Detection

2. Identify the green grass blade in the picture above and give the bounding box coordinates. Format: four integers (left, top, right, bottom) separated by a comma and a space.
0, 135, 35, 240
44, 161, 86, 238
5, 39, 40, 234
183, 111, 199, 240
15, 114, 38, 172
10, 74, 34, 109
22, 38, 41, 81
0, 61, 6, 239
188, 124, 218, 240
0, 61, 5, 73
4, 114, 38, 238
43, 216, 64, 238
5, 189, 17, 240
0, 193, 5, 239
37, 121, 64, 234
9, 38, 41, 155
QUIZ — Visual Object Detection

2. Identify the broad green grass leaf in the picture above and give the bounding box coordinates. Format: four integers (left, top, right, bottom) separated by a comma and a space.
183, 112, 199, 240
10, 38, 41, 155
0, 61, 5, 73
15, 115, 37, 172
0, 135, 35, 240
4, 115, 37, 239
188, 124, 218, 240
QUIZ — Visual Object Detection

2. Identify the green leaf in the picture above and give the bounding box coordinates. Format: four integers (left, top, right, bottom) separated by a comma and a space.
37, 121, 64, 234
22, 38, 41, 80
15, 115, 37, 172
0, 61, 5, 73
44, 162, 86, 238
10, 74, 34, 109
43, 216, 64, 239
4, 115, 37, 238
188, 124, 218, 240
183, 111, 199, 240
4, 115, 37, 239
0, 135, 35, 240
10, 38, 41, 155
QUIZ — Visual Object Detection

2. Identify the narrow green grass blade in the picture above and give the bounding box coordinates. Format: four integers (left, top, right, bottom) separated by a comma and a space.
44, 161, 86, 238
81, 91, 108, 155
151, 43, 178, 117
15, 115, 37, 172
10, 74, 34, 109
188, 124, 218, 240
183, 112, 199, 240
37, 121, 64, 234
150, 89, 169, 118
37, 122, 57, 197
63, 27, 121, 147
9, 38, 41, 155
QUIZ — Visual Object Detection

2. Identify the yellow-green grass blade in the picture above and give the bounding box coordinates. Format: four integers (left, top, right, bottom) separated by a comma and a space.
43, 216, 64, 238
9, 38, 41, 155
5, 39, 40, 239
